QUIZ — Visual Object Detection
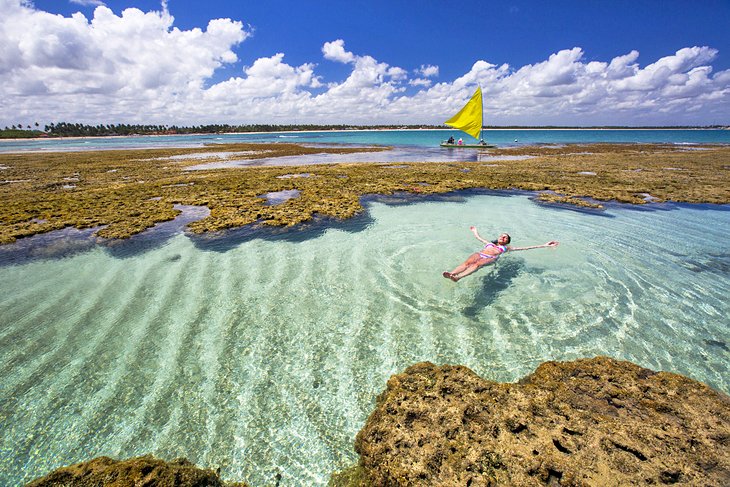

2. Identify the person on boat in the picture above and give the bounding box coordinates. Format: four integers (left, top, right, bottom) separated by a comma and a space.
457, 138, 463, 145
447, 136, 455, 144
442, 227, 559, 282
479, 138, 487, 145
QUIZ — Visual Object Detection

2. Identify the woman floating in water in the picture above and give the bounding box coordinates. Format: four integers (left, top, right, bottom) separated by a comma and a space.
443, 227, 559, 282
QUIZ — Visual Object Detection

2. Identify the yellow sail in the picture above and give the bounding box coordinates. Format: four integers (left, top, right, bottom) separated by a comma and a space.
444, 87, 483, 140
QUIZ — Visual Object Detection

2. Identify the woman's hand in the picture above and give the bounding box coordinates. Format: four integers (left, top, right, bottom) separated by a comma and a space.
469, 226, 476, 231
545, 241, 559, 247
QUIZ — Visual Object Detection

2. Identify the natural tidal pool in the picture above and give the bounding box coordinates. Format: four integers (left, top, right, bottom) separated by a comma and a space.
1, 193, 729, 485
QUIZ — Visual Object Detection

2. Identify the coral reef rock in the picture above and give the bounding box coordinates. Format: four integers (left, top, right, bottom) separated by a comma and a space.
26, 454, 249, 487
350, 357, 730, 486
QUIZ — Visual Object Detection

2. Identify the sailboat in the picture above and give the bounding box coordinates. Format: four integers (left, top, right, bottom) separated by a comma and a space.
440, 86, 495, 148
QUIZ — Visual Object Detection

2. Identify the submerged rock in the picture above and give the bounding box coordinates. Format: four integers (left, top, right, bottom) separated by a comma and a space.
348, 357, 730, 486
26, 454, 249, 487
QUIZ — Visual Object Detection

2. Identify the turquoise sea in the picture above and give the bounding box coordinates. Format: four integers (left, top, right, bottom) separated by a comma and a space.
1, 132, 729, 485
1, 128, 729, 153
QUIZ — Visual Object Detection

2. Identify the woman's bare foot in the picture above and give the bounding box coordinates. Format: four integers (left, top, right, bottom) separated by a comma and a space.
442, 271, 452, 279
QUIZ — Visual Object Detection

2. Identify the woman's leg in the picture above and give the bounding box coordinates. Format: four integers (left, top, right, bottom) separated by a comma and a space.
447, 262, 470, 276
445, 254, 480, 277
451, 264, 479, 281
452, 259, 493, 281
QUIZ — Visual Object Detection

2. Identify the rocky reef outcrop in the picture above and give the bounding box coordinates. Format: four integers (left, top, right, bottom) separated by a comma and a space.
26, 454, 249, 487
345, 356, 730, 486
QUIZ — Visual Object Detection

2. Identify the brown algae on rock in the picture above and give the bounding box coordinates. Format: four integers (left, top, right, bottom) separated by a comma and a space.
1, 142, 729, 244
536, 192, 604, 209
26, 454, 249, 487
345, 357, 730, 486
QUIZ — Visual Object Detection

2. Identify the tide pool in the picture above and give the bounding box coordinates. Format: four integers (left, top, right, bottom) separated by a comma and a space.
1, 193, 729, 485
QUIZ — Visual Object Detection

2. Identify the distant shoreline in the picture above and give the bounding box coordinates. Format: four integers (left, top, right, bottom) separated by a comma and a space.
325, 127, 730, 132
1, 126, 728, 144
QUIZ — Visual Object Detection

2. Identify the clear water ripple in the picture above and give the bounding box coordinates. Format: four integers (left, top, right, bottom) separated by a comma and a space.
0, 194, 728, 485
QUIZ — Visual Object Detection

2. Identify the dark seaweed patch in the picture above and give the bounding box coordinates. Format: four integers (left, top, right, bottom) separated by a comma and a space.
704, 339, 729, 352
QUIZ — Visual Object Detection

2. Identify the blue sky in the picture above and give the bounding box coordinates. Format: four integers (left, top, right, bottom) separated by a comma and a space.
3, 0, 730, 126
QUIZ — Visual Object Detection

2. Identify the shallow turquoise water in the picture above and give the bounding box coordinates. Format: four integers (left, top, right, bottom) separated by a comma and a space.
1, 128, 729, 152
1, 194, 729, 485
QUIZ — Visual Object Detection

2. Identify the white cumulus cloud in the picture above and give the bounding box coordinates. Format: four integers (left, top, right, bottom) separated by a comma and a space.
206, 53, 317, 100
409, 78, 432, 87
70, 0, 106, 6
0, 0, 250, 122
417, 64, 439, 77
322, 39, 355, 64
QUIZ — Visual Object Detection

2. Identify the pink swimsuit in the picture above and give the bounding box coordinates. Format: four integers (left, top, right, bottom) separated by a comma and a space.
478, 243, 507, 261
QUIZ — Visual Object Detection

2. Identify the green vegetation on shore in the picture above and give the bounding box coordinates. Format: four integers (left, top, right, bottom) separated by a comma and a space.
1, 142, 728, 244
0, 129, 45, 139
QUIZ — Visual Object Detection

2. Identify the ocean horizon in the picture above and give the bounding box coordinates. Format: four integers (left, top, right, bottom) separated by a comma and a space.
1, 128, 729, 154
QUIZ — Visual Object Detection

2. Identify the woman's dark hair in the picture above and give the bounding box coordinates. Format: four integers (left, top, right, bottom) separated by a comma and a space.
492, 234, 511, 244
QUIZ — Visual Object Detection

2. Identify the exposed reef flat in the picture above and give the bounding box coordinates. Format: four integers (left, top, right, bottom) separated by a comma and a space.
340, 357, 730, 486
1, 142, 728, 244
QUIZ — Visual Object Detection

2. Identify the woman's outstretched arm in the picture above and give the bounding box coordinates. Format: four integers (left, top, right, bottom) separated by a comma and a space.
469, 226, 491, 244
508, 241, 559, 251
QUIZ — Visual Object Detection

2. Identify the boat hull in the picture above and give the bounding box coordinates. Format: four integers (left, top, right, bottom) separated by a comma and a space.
440, 143, 496, 149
